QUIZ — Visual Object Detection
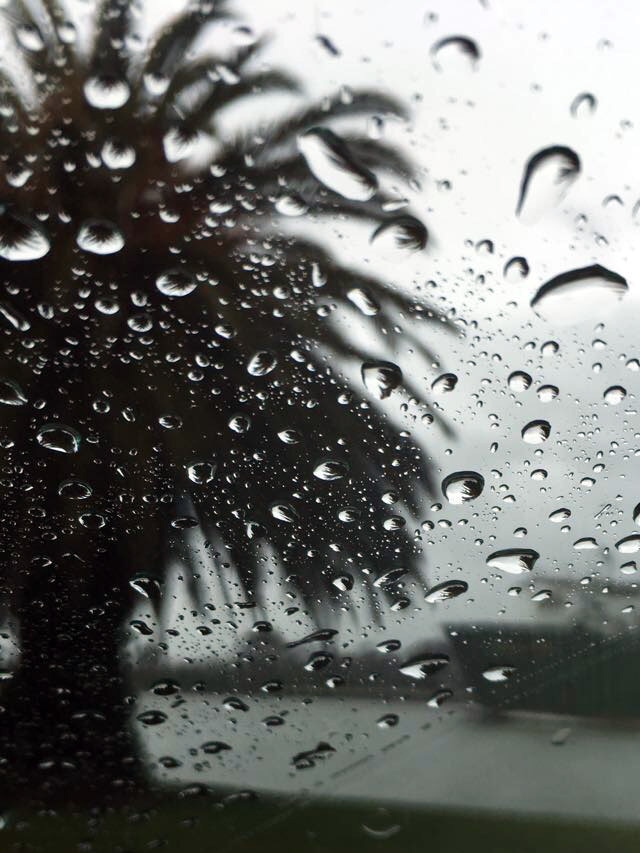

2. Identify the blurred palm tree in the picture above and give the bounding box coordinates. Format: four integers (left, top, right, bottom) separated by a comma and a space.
0, 0, 446, 803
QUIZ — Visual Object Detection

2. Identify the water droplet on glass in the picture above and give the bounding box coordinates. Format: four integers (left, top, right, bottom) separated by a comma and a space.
156, 269, 197, 297
482, 666, 516, 683
531, 265, 627, 324
201, 741, 232, 755
101, 139, 136, 169
136, 710, 167, 726
399, 654, 449, 679
0, 212, 49, 261
16, 24, 45, 52
486, 548, 539, 575
442, 471, 484, 504
370, 216, 428, 253
430, 35, 480, 71
347, 288, 380, 316
570, 92, 597, 118
425, 580, 469, 603
508, 371, 532, 392
297, 127, 377, 201
36, 423, 81, 454
0, 378, 27, 406
431, 372, 458, 394
77, 219, 124, 255
247, 351, 277, 376
58, 479, 92, 499
361, 360, 402, 399
522, 420, 551, 444
549, 508, 571, 523
604, 385, 626, 405
537, 385, 559, 402
313, 460, 348, 481
616, 534, 640, 554
187, 460, 217, 485
504, 256, 530, 281
84, 75, 130, 110
275, 194, 308, 217
516, 145, 580, 222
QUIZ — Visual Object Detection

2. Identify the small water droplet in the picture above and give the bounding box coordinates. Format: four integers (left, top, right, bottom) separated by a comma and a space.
430, 35, 480, 71
482, 666, 516, 683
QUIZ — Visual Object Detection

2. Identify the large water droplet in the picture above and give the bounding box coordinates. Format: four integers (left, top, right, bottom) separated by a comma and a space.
531, 265, 627, 324
521, 420, 551, 444
102, 139, 136, 169
36, 424, 81, 454
313, 460, 348, 481
486, 548, 539, 575
0, 212, 49, 261
187, 460, 217, 485
616, 534, 640, 554
425, 580, 468, 603
442, 471, 484, 504
482, 666, 516, 683
297, 127, 378, 201
370, 216, 428, 253
504, 256, 530, 282
431, 373, 458, 394
76, 219, 124, 255
347, 288, 380, 316
0, 378, 27, 406
430, 36, 480, 71
84, 75, 130, 110
361, 360, 402, 399
247, 351, 277, 376
156, 269, 197, 297
516, 145, 580, 222
508, 371, 532, 392
604, 385, 626, 405
399, 654, 449, 679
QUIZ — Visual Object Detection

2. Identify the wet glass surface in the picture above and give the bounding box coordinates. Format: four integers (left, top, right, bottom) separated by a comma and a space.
0, 0, 640, 850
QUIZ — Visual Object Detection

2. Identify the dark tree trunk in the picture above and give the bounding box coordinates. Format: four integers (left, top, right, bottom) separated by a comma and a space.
0, 551, 145, 808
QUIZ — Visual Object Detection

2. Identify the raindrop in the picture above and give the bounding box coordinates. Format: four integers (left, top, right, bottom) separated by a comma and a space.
531, 265, 627, 324
187, 460, 217, 484
377, 714, 399, 729
36, 423, 80, 454
347, 288, 380, 316
370, 216, 428, 253
604, 385, 626, 405
521, 420, 551, 444
278, 429, 301, 445
376, 639, 401, 654
425, 580, 469, 603
101, 139, 136, 169
136, 710, 167, 726
202, 741, 232, 755
15, 24, 45, 52
76, 219, 124, 255
399, 654, 449, 679
275, 194, 308, 217
156, 269, 197, 297
0, 211, 49, 261
482, 666, 516, 683
297, 127, 377, 201
616, 534, 640, 554
271, 504, 297, 522
247, 351, 277, 376
287, 628, 338, 648
486, 548, 539, 575
516, 145, 580, 222
537, 385, 558, 402
504, 256, 530, 281
361, 360, 402, 399
508, 371, 532, 392
84, 75, 130, 110
0, 378, 27, 406
313, 460, 348, 481
58, 479, 92, 499
442, 471, 484, 504
163, 126, 200, 163
304, 651, 333, 672
428, 688, 453, 708
431, 372, 458, 394
570, 92, 597, 118
430, 35, 480, 71
549, 508, 571, 523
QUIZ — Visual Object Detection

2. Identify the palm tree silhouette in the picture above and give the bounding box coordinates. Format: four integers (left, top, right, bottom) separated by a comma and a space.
0, 0, 446, 804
